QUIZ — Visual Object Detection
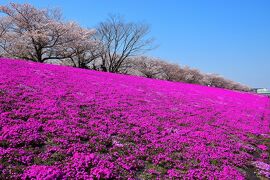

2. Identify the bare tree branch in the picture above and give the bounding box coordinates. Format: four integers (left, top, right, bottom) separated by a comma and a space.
96, 15, 155, 73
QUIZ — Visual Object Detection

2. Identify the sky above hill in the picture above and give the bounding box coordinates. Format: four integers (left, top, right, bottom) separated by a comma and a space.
2, 0, 270, 88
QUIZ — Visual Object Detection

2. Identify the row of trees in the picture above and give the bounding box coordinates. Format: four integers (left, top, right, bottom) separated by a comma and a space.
0, 3, 152, 72
0, 3, 250, 91
124, 56, 250, 91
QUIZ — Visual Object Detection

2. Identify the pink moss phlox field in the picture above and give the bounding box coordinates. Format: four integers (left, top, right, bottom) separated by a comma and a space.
0, 58, 269, 179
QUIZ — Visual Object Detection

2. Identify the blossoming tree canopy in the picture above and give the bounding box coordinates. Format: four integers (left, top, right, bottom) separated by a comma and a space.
0, 3, 99, 66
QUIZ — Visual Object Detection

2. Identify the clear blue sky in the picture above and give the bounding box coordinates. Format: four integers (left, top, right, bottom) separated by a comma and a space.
2, 0, 270, 88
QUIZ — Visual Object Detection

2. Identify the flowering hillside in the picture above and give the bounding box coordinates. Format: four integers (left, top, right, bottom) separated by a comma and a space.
0, 58, 269, 179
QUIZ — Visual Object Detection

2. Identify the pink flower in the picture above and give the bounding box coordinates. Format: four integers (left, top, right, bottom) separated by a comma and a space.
0, 58, 270, 179
22, 165, 62, 180
258, 144, 268, 151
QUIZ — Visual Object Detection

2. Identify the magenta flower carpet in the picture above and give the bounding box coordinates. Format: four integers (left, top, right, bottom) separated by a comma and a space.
0, 58, 269, 179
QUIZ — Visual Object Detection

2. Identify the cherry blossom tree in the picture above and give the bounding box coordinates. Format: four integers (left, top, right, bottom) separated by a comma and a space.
57, 25, 102, 68
175, 66, 204, 84
124, 56, 249, 91
157, 61, 184, 81
0, 3, 98, 66
127, 56, 164, 79
0, 17, 11, 57
202, 73, 250, 91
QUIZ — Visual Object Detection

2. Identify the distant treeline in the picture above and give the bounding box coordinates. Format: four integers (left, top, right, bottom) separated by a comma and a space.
0, 3, 250, 91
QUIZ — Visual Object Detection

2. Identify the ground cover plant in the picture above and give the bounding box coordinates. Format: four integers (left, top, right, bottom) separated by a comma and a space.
0, 58, 269, 179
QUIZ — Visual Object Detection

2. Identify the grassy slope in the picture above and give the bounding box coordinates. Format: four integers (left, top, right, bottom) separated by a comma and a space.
0, 58, 269, 179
